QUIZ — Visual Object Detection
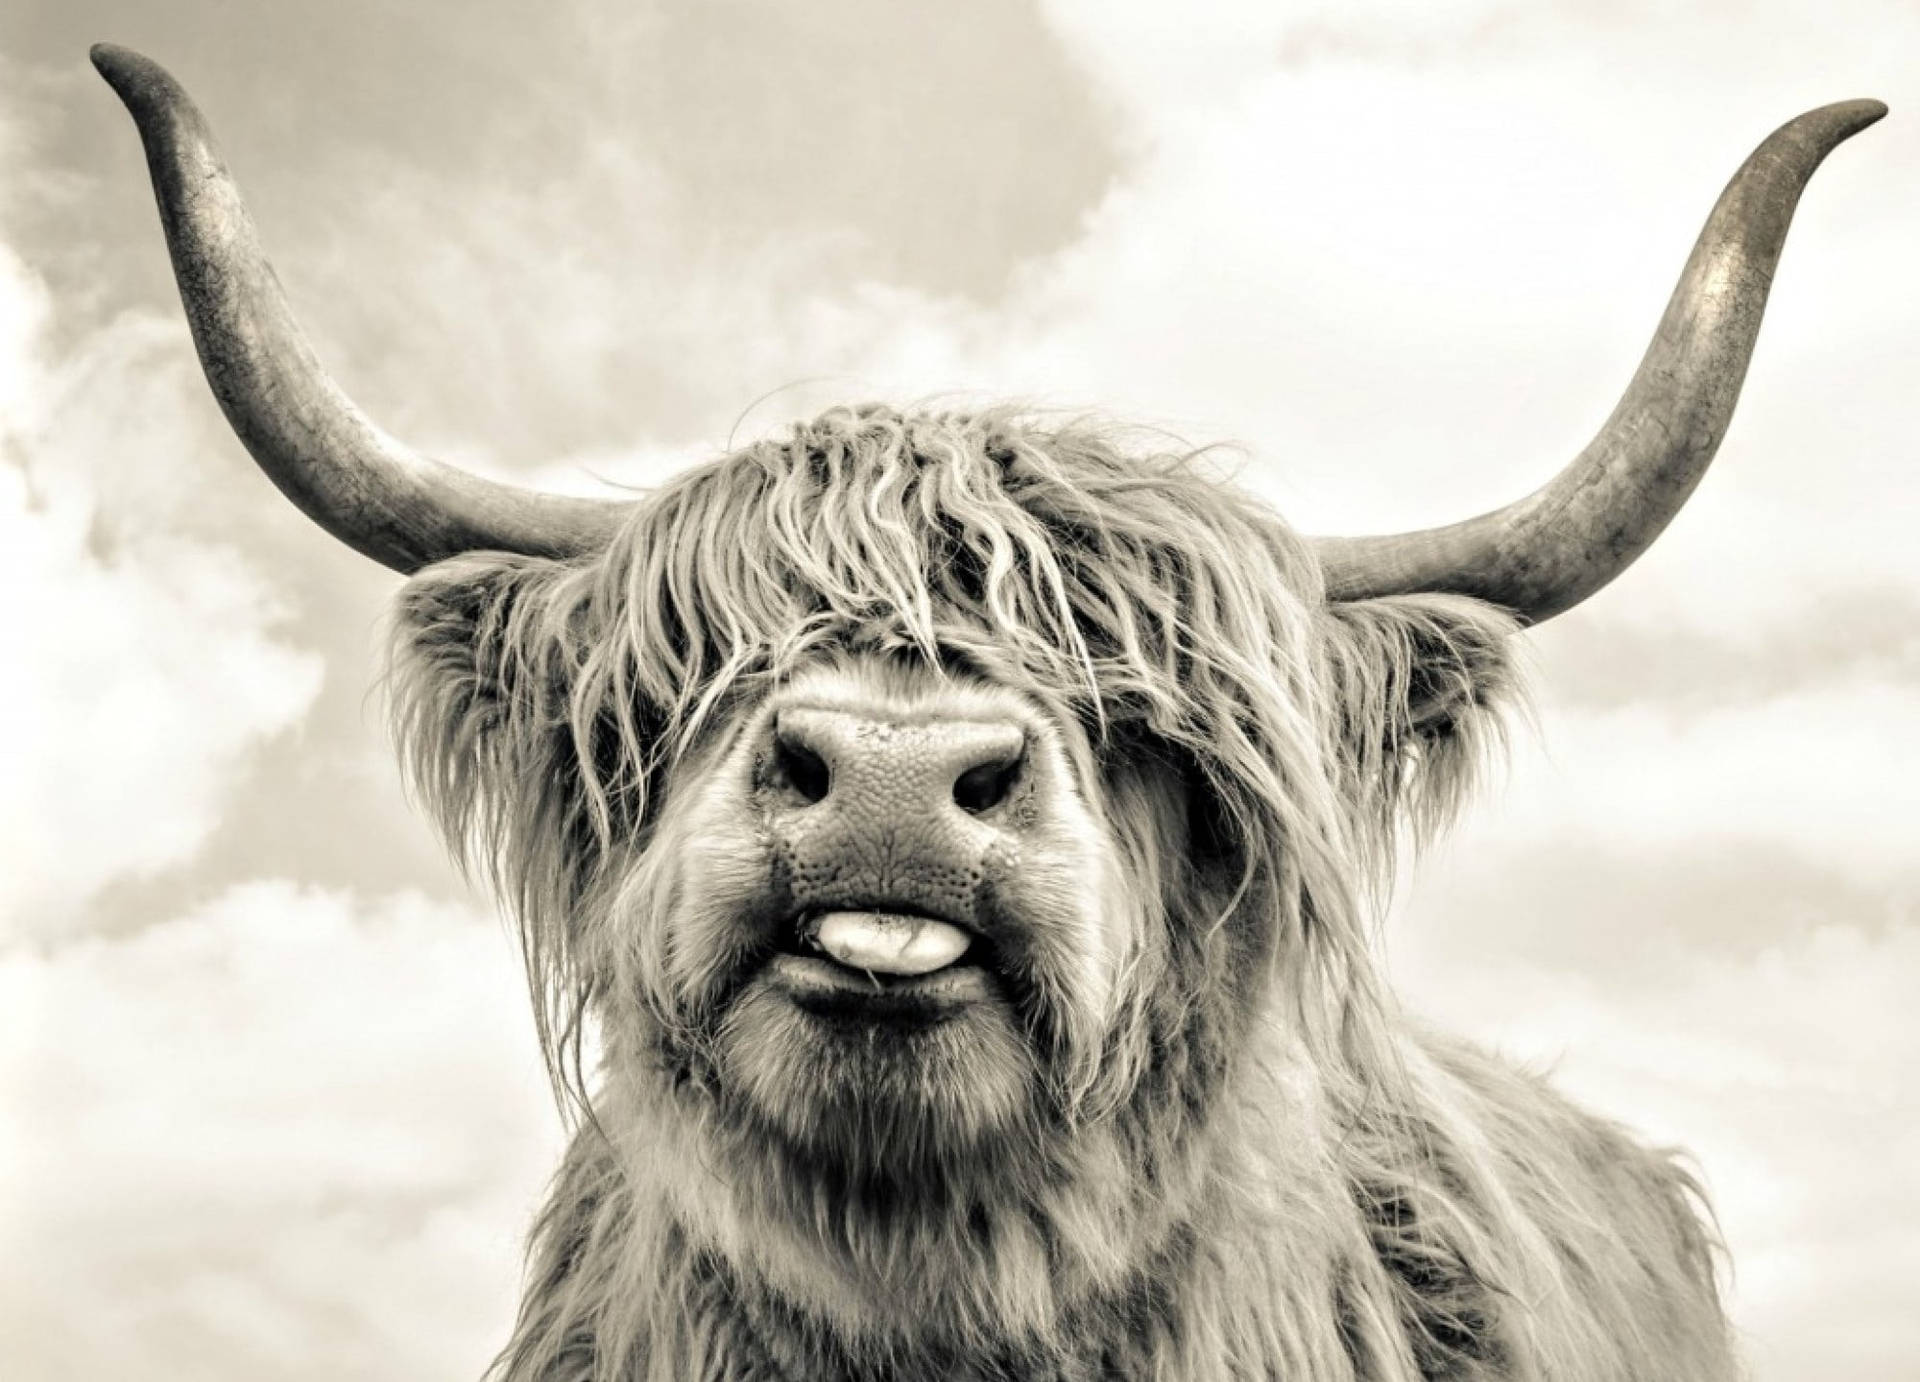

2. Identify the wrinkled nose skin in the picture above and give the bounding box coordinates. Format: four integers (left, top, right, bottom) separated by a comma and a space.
765, 705, 1029, 927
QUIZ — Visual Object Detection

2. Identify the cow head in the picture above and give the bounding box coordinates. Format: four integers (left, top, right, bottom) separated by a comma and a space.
382, 406, 1519, 1182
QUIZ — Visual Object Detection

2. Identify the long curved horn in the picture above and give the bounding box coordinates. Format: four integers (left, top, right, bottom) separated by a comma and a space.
1314, 99, 1885, 624
92, 44, 631, 574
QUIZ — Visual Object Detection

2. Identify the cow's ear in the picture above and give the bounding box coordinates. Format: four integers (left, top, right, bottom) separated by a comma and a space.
1319, 593, 1523, 842
389, 552, 572, 735
385, 552, 583, 855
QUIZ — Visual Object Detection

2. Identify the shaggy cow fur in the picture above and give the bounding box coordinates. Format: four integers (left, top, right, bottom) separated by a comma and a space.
388, 404, 1730, 1381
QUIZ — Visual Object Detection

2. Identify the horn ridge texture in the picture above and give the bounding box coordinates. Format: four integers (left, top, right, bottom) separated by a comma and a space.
91, 43, 630, 574
1315, 99, 1886, 623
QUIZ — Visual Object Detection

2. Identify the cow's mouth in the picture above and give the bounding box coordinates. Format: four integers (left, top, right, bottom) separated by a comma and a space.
765, 907, 1005, 1016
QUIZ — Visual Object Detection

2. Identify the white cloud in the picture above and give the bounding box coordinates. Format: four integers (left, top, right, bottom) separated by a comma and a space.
0, 248, 323, 937
1483, 675, 1920, 889
0, 880, 561, 1382
1036, 0, 1515, 134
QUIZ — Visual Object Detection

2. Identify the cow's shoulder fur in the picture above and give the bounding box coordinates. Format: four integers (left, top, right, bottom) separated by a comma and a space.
1340, 1030, 1731, 1380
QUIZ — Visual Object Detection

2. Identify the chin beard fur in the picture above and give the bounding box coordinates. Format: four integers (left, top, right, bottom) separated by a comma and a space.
492, 970, 1254, 1382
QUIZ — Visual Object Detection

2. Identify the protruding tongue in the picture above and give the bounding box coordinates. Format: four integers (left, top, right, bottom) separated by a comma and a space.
808, 911, 973, 977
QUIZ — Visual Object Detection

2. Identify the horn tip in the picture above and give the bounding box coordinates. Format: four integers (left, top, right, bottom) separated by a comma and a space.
90, 41, 145, 82
89, 43, 180, 109
1834, 97, 1889, 128
1843, 96, 1889, 128
1802, 97, 1889, 144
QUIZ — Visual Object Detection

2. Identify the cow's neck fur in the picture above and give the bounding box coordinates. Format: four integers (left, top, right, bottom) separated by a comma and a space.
488, 1018, 1732, 1382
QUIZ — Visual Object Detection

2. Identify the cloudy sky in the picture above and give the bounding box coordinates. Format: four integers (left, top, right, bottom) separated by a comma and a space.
3, 1, 1916, 1377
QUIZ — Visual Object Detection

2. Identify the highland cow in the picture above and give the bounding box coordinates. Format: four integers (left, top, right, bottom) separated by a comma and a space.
93, 42, 1882, 1382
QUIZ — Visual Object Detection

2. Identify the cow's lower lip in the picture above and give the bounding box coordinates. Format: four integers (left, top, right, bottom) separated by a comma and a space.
765, 952, 997, 1013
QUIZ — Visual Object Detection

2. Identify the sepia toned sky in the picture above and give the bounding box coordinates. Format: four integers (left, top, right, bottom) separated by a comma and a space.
3, 1, 1917, 1377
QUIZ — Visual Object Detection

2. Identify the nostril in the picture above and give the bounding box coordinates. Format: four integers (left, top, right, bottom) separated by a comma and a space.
771, 731, 832, 806
953, 752, 1022, 815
